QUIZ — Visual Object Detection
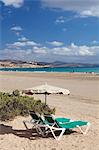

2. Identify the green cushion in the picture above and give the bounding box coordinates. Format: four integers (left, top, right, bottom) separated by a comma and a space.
59, 121, 88, 129
55, 118, 70, 123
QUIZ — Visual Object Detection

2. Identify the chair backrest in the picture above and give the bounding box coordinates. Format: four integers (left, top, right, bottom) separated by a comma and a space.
30, 111, 40, 120
30, 111, 45, 124
44, 115, 59, 127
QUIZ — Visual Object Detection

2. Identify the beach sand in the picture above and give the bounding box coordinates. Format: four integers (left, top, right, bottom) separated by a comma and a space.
0, 72, 99, 150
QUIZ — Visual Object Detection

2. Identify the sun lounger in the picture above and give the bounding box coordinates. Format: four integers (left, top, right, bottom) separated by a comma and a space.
23, 111, 49, 137
23, 111, 43, 129
44, 115, 71, 125
43, 115, 91, 140
23, 112, 90, 140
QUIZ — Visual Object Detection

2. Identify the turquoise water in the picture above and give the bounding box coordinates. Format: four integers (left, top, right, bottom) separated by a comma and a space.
0, 67, 99, 73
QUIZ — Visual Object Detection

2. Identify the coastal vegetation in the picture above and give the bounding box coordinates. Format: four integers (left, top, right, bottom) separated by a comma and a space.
0, 90, 55, 121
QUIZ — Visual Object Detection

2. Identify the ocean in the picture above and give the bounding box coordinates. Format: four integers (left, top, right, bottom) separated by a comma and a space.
0, 67, 99, 73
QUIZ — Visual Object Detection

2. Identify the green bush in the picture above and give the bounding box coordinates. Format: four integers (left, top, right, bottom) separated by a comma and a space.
0, 90, 55, 121
12, 89, 20, 96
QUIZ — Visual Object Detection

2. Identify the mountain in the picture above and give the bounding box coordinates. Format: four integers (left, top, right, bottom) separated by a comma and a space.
0, 60, 99, 68
44, 61, 99, 67
0, 60, 49, 68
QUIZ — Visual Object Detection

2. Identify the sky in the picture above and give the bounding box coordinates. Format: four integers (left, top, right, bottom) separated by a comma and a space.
0, 0, 99, 63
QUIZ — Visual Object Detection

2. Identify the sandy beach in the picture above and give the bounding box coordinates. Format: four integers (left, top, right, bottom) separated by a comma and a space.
0, 71, 99, 150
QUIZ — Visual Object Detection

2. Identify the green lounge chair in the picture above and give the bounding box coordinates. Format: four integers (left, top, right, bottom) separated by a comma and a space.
23, 111, 49, 137
43, 115, 91, 140
44, 115, 71, 125
23, 111, 42, 128
23, 113, 90, 140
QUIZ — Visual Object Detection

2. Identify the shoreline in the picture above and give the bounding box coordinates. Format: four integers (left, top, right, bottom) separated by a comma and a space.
0, 70, 99, 74
0, 66, 99, 74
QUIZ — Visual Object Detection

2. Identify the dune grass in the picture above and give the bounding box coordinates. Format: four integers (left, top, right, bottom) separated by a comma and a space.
0, 90, 55, 121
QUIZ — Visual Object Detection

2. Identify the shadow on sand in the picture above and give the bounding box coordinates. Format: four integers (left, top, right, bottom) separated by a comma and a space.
0, 124, 76, 140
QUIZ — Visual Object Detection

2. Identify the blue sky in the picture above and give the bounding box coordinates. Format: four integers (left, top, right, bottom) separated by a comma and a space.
0, 0, 99, 63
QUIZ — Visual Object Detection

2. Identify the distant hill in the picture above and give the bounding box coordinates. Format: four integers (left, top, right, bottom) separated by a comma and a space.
0, 60, 99, 68
38, 61, 99, 67
0, 60, 49, 68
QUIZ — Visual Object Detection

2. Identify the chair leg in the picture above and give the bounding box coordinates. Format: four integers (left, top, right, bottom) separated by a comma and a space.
77, 122, 91, 135
49, 128, 65, 140
23, 120, 36, 130
36, 126, 48, 137
36, 126, 42, 135
23, 121, 29, 129
57, 128, 66, 140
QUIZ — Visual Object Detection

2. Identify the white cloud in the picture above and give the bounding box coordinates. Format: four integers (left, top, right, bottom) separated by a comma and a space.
0, 46, 48, 61
11, 41, 26, 47
18, 37, 28, 42
6, 41, 99, 57
41, 0, 99, 17
55, 16, 65, 24
55, 16, 74, 24
33, 46, 48, 54
70, 43, 95, 56
1, 0, 24, 8
52, 47, 70, 55
15, 32, 20, 36
1, 40, 99, 62
7, 40, 39, 48
10, 26, 23, 36
70, 43, 78, 48
92, 40, 99, 44
48, 43, 97, 56
0, 49, 33, 60
47, 41, 64, 46
27, 41, 39, 46
11, 26, 23, 31
78, 46, 94, 56
79, 8, 99, 17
